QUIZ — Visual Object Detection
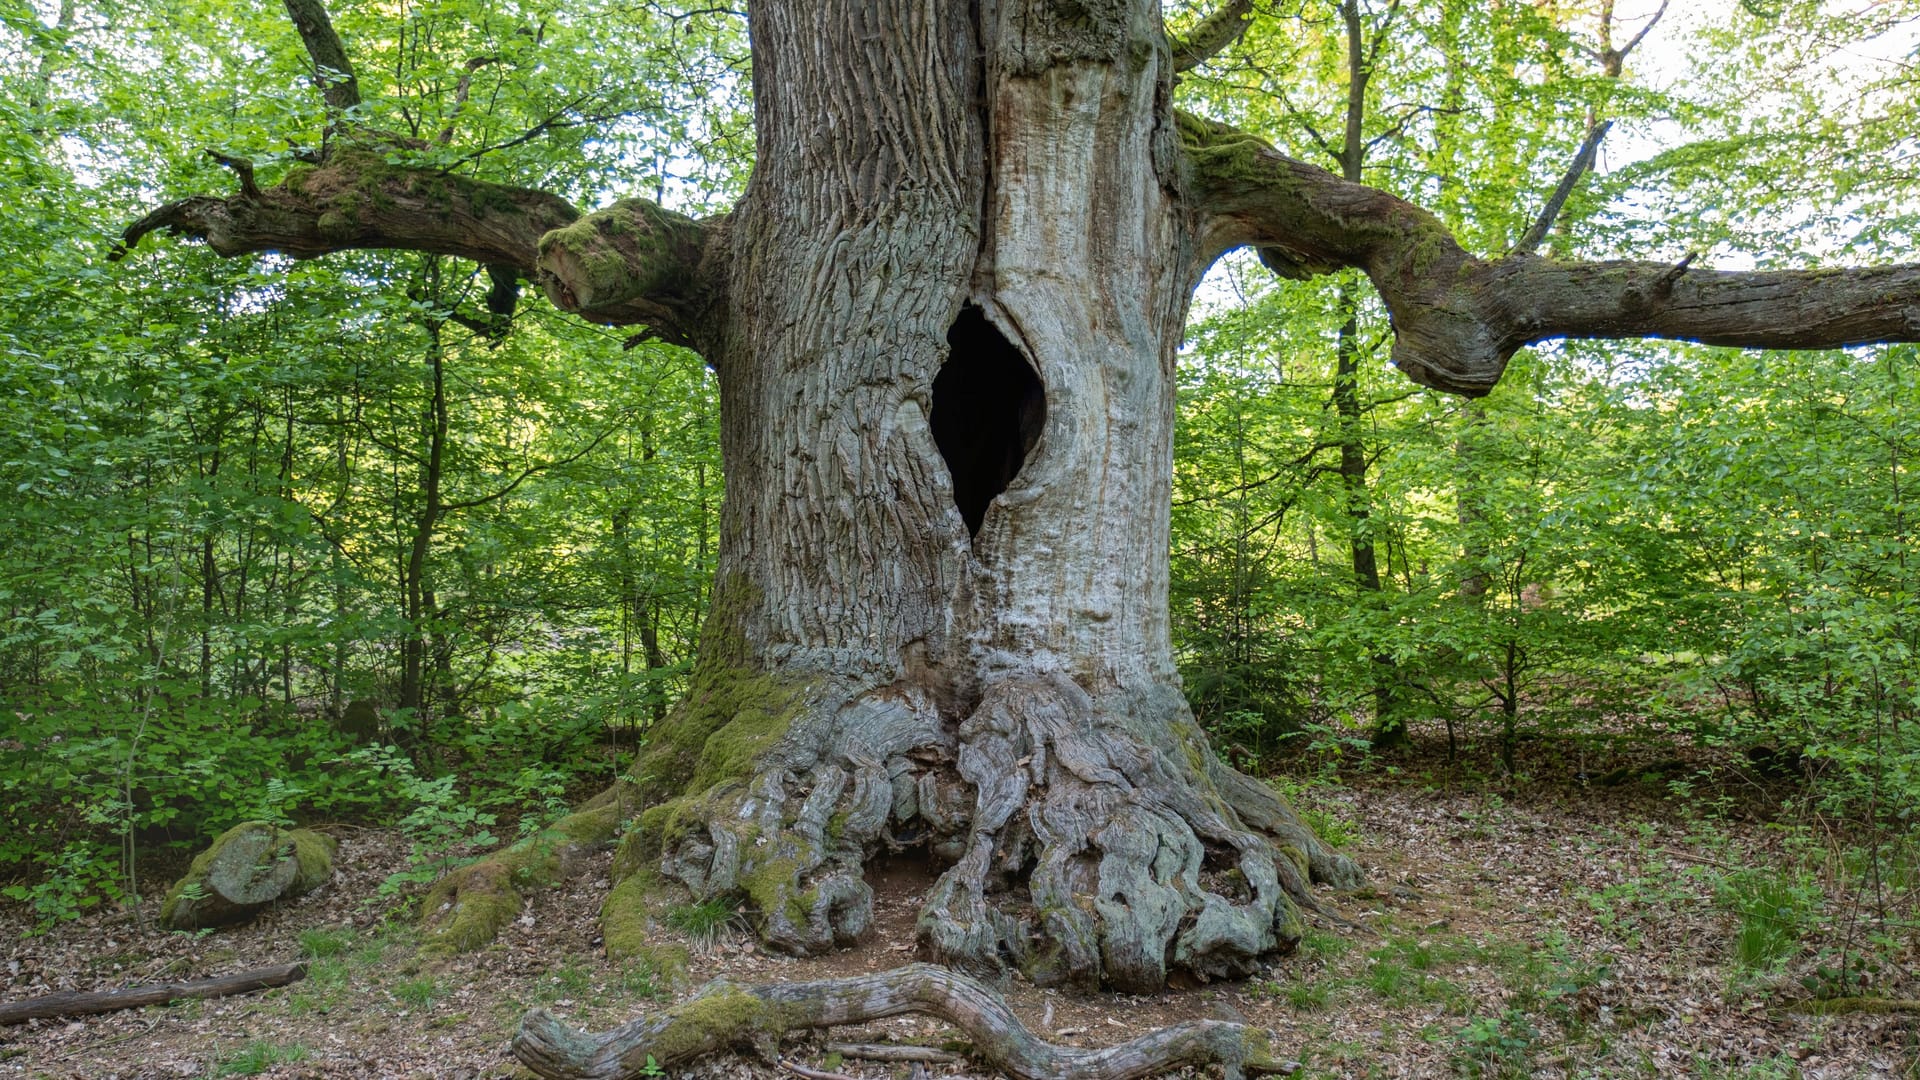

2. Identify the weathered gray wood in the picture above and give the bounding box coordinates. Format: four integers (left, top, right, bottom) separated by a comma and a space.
511, 963, 1298, 1080
0, 963, 305, 1025
824, 1041, 965, 1064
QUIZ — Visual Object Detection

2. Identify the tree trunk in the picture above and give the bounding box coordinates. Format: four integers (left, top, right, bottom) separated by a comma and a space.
593, 0, 1355, 994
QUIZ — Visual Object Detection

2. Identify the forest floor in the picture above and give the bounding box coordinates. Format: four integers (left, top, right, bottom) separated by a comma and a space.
2, 749, 1917, 1079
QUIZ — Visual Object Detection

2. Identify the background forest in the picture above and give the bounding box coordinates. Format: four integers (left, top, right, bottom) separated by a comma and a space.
3, 0, 1920, 1070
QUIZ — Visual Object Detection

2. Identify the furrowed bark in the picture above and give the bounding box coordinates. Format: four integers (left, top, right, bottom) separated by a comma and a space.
511, 963, 1298, 1080
1184, 114, 1920, 395
114, 149, 726, 349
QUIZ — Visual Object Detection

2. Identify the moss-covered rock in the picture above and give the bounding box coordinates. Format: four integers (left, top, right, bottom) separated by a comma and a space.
159, 822, 337, 930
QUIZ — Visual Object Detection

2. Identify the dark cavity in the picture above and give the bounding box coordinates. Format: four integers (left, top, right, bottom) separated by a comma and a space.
930, 306, 1046, 537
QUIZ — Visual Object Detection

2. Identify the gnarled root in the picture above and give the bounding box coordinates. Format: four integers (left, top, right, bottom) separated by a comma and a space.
619, 671, 1359, 989
510, 962, 1299, 1080
418, 782, 637, 956
920, 675, 1359, 991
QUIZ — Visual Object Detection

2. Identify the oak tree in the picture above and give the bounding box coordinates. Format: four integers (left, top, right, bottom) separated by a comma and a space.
118, 0, 1920, 991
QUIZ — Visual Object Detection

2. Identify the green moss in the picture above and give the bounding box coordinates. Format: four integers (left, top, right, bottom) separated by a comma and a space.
467, 181, 520, 219
601, 872, 661, 960
419, 862, 523, 957
1278, 842, 1310, 877
159, 825, 243, 925
315, 206, 356, 240
534, 198, 702, 308
281, 164, 317, 195
289, 830, 336, 886
648, 985, 784, 1064
419, 801, 629, 956
740, 856, 804, 925
626, 656, 810, 805
1275, 902, 1306, 949
1176, 109, 1283, 186
1240, 1026, 1281, 1071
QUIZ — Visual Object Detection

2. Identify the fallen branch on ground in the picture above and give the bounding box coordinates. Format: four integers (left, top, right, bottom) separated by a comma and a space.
779, 1059, 855, 1080
512, 962, 1299, 1080
825, 1040, 966, 1063
0, 963, 306, 1025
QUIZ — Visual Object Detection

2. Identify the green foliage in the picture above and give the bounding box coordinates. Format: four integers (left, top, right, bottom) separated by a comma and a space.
1, 840, 121, 929
1716, 869, 1823, 973
297, 927, 356, 960
0, 0, 727, 911
341, 746, 497, 896
213, 1040, 309, 1077
391, 975, 442, 1008
1447, 1009, 1537, 1080
664, 895, 744, 947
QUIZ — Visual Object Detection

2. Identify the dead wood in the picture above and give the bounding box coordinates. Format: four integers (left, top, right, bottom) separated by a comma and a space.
825, 1041, 966, 1063
0, 963, 306, 1025
512, 962, 1299, 1080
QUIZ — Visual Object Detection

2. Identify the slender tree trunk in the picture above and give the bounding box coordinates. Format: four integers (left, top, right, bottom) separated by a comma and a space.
398, 316, 447, 721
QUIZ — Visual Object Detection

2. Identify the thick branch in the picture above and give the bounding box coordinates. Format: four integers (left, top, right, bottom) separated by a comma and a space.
113, 147, 724, 349
1183, 113, 1920, 395
511, 963, 1296, 1080
1169, 0, 1254, 73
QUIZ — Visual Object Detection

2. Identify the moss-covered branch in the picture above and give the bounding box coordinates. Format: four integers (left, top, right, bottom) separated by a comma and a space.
512, 962, 1299, 1080
1181, 112, 1920, 396
1168, 0, 1254, 73
115, 145, 727, 350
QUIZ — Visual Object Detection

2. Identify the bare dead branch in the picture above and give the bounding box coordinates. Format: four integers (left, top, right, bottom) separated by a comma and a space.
511, 963, 1299, 1080
1182, 112, 1920, 396
824, 1042, 966, 1064
0, 964, 305, 1025
779, 1060, 855, 1080
439, 55, 501, 146
1511, 118, 1612, 256
1606, 0, 1670, 76
1170, 0, 1256, 73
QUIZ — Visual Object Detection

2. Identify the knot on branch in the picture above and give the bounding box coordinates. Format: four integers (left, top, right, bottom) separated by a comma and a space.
534, 198, 707, 317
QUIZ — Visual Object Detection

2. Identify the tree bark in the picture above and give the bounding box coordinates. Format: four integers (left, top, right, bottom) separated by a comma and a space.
0, 964, 306, 1025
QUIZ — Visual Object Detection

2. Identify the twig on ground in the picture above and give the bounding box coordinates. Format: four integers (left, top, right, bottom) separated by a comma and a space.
825, 1041, 966, 1063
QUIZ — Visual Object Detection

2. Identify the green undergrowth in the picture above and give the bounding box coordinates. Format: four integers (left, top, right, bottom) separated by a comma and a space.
211, 1039, 308, 1077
